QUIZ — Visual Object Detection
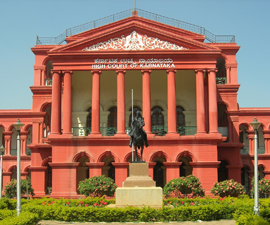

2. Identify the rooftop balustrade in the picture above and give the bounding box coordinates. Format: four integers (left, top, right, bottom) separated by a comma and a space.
36, 8, 235, 45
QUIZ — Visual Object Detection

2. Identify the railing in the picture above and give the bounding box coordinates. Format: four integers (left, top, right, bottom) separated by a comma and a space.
100, 127, 117, 136
152, 126, 167, 136
216, 77, 227, 84
240, 148, 249, 155
36, 8, 235, 45
10, 149, 17, 156
72, 126, 197, 137
72, 127, 91, 136
177, 126, 197, 135
258, 148, 265, 155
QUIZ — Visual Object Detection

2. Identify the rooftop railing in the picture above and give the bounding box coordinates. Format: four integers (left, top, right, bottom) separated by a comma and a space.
36, 8, 235, 45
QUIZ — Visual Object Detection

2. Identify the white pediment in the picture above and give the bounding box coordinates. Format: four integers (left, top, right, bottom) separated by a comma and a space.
82, 31, 188, 51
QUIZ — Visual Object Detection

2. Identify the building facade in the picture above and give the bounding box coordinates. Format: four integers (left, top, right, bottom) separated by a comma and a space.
1, 10, 270, 197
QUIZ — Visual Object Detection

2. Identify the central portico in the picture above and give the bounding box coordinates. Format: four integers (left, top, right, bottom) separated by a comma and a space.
27, 10, 241, 198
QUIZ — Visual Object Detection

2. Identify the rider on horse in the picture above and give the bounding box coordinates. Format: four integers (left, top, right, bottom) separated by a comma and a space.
129, 111, 149, 148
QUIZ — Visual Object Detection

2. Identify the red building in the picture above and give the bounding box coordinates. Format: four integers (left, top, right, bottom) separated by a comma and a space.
0, 9, 269, 197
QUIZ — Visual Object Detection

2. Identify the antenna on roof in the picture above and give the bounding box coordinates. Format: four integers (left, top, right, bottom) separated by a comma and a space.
132, 0, 137, 16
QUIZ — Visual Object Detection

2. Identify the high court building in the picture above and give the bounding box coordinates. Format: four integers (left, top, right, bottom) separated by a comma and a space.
1, 9, 270, 197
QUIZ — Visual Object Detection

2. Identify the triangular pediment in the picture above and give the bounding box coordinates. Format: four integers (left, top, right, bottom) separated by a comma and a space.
49, 16, 219, 53
82, 31, 188, 51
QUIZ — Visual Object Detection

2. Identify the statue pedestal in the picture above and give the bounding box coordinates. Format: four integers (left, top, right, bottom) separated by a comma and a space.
115, 162, 163, 208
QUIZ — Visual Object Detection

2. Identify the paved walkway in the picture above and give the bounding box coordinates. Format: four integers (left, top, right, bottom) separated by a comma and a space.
37, 220, 236, 225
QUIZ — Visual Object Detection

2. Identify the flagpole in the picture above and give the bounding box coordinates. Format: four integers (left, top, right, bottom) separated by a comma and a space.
132, 89, 134, 162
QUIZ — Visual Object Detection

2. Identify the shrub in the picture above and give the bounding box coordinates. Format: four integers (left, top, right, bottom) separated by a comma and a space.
251, 178, 270, 198
4, 178, 34, 199
210, 179, 246, 197
0, 212, 39, 225
163, 175, 205, 198
0, 209, 16, 220
236, 213, 270, 225
77, 175, 117, 197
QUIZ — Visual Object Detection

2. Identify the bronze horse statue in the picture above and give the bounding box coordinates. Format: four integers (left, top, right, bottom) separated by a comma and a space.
129, 111, 149, 162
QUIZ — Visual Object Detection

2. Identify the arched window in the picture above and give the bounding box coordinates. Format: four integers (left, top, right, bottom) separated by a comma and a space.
241, 166, 250, 194
151, 107, 165, 135
239, 125, 249, 154
218, 104, 228, 140
26, 126, 32, 156
44, 105, 51, 138
129, 107, 141, 127
176, 106, 185, 135
218, 160, 228, 182
216, 58, 226, 84
45, 61, 53, 86
107, 107, 117, 135
179, 156, 192, 177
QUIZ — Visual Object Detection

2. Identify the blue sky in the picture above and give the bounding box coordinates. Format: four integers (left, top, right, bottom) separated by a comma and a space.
1, 0, 269, 109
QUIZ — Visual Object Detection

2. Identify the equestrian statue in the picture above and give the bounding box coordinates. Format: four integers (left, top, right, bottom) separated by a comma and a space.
129, 111, 149, 162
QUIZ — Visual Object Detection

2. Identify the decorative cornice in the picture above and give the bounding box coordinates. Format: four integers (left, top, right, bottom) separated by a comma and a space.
82, 31, 188, 51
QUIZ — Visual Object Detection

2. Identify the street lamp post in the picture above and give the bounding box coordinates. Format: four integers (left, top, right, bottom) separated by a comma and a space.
250, 117, 261, 216
13, 119, 24, 217
0, 145, 5, 199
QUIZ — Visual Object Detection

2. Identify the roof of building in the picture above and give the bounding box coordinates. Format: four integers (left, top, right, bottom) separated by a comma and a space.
36, 8, 235, 45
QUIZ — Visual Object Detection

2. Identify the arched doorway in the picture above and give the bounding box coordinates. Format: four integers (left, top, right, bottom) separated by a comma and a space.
77, 156, 90, 185
11, 167, 17, 180
179, 156, 192, 177
102, 156, 115, 181
218, 160, 228, 182
153, 156, 166, 187
259, 165, 265, 180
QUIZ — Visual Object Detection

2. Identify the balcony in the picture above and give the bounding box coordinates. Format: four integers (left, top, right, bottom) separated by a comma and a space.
72, 126, 197, 137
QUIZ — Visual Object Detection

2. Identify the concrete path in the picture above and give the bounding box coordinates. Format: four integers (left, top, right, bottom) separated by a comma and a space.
37, 220, 236, 225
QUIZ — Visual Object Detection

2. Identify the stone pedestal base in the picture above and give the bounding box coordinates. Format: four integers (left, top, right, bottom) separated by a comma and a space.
115, 187, 163, 208
123, 162, 155, 187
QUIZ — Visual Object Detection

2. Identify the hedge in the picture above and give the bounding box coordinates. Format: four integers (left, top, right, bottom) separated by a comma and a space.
0, 212, 39, 225
0, 196, 270, 224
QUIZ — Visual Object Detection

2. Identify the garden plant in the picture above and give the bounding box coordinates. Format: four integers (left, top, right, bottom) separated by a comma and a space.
251, 177, 270, 198
77, 175, 117, 197
0, 196, 270, 224
210, 179, 246, 197
4, 178, 34, 199
163, 175, 205, 198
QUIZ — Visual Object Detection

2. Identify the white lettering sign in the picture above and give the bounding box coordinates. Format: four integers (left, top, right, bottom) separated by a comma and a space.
91, 58, 175, 69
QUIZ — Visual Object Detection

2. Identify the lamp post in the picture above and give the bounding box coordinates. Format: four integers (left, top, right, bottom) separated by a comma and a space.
0, 145, 5, 199
250, 117, 261, 216
13, 119, 24, 216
